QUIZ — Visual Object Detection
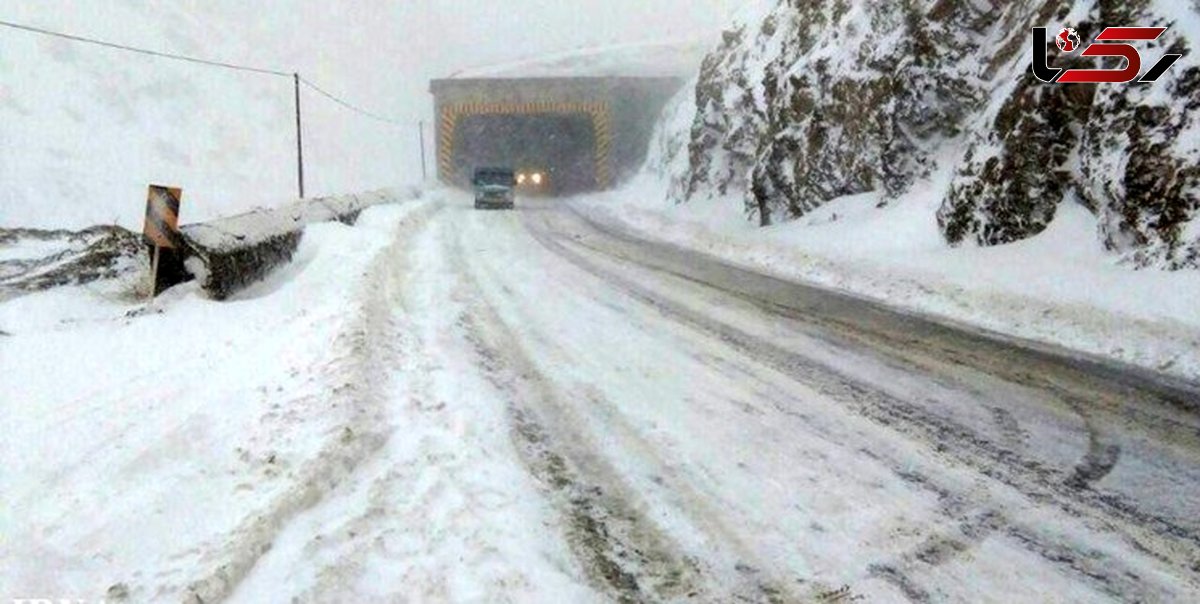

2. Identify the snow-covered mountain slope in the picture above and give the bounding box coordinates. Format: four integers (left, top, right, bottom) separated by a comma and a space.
666, 0, 1200, 269
568, 5, 1200, 380
0, 226, 143, 298
0, 3, 418, 230
0, 1, 738, 232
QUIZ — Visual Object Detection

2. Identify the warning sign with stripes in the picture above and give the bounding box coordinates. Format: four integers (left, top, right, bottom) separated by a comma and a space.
143, 185, 183, 248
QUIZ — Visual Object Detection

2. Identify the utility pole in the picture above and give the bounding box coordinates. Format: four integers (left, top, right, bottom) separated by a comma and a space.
293, 73, 306, 199
419, 120, 428, 181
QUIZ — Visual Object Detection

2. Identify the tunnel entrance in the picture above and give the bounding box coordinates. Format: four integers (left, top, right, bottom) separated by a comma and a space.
452, 113, 599, 196
432, 79, 688, 194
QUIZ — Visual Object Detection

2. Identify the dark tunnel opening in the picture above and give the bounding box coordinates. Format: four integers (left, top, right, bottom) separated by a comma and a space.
453, 113, 598, 196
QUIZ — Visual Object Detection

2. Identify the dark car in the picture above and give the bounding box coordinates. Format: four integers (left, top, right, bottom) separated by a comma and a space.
473, 167, 516, 210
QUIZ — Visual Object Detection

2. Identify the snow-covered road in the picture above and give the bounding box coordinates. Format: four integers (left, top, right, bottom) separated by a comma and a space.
240, 194, 1200, 602
6, 192, 1200, 602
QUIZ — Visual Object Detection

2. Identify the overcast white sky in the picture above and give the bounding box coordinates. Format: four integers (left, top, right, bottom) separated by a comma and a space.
7, 0, 738, 116
0, 1, 741, 226
267, 0, 740, 119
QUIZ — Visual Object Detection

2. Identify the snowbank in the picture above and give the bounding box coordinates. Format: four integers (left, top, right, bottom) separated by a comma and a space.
181, 187, 420, 299
0, 188, 422, 304
571, 174, 1200, 382
0, 197, 437, 602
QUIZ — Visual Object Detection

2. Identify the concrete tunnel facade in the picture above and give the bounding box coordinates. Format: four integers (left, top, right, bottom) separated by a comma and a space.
429, 77, 685, 195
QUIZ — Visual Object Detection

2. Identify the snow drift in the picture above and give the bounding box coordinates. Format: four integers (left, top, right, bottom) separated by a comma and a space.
181, 188, 419, 299
0, 189, 419, 304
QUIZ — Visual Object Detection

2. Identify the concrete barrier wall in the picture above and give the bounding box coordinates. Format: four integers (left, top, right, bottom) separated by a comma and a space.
177, 187, 420, 299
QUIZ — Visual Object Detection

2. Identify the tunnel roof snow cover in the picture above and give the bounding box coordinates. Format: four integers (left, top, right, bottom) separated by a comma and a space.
430, 39, 704, 193
429, 76, 685, 193
447, 38, 710, 79
430, 40, 699, 194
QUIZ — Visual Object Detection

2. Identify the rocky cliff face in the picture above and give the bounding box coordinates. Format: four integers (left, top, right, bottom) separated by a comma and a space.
670, 0, 1200, 268
1081, 2, 1200, 269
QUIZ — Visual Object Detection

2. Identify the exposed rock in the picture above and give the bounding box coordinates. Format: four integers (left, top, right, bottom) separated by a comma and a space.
106, 582, 131, 600
670, 0, 1200, 268
1081, 1, 1200, 268
0, 225, 144, 297
677, 0, 1010, 225
940, 27, 1098, 246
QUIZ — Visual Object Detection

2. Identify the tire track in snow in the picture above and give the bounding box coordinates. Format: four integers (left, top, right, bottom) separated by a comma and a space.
183, 200, 440, 604
520, 212, 1200, 600
446, 219, 711, 603
538, 207, 1200, 528
549, 207, 1200, 528
554, 210, 1184, 489
446, 209, 798, 603
987, 407, 1028, 453
562, 203, 1200, 447
1060, 396, 1122, 490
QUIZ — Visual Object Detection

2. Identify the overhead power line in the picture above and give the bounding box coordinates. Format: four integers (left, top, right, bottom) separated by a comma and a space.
0, 17, 424, 199
299, 77, 407, 125
0, 18, 291, 77
0, 18, 407, 125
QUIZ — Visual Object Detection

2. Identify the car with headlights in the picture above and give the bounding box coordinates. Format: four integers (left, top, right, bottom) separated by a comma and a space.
516, 168, 549, 193
473, 167, 516, 210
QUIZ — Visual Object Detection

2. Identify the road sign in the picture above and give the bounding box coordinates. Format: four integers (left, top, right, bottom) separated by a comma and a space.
143, 185, 182, 249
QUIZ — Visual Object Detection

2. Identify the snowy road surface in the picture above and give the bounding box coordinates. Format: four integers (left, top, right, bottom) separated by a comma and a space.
6, 193, 1200, 602
241, 194, 1200, 602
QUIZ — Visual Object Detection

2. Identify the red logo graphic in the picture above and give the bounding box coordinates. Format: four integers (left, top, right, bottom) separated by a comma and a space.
1032, 26, 1182, 84
1056, 28, 1080, 52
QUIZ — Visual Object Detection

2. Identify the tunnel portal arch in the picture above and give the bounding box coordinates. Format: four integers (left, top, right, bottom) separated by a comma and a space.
452, 112, 600, 195
430, 78, 685, 195
438, 102, 612, 190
